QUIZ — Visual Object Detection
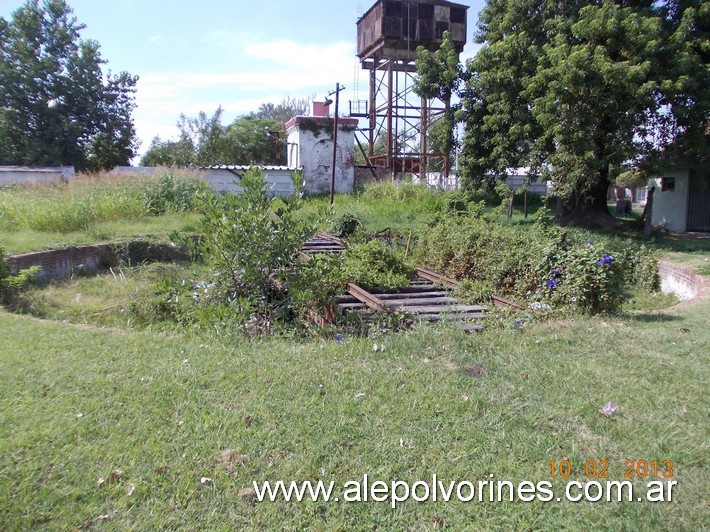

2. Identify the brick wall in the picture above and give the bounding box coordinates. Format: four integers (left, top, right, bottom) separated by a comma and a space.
658, 260, 709, 301
7, 241, 189, 280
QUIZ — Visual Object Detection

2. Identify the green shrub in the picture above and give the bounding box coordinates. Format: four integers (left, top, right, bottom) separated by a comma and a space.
416, 215, 656, 315
0, 244, 40, 305
142, 170, 211, 215
331, 211, 362, 237
534, 240, 626, 314
416, 215, 542, 294
196, 167, 313, 332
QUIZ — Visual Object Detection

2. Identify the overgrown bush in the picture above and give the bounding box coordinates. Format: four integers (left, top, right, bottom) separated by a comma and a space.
194, 167, 314, 333
533, 240, 626, 314
331, 211, 362, 237
142, 171, 211, 215
416, 214, 658, 315
289, 239, 414, 320
416, 215, 542, 295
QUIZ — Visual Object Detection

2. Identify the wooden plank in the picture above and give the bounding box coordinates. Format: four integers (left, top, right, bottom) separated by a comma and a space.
314, 232, 345, 246
415, 313, 487, 321
375, 291, 449, 300
376, 284, 442, 294
338, 302, 370, 310
394, 304, 487, 313
491, 295, 525, 310
383, 296, 459, 306
346, 283, 386, 312
415, 267, 459, 288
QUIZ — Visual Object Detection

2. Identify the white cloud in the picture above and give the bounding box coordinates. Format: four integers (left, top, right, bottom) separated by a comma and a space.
131, 38, 360, 159
148, 35, 164, 43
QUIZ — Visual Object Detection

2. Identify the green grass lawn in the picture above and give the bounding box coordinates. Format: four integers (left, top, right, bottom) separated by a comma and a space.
1, 182, 708, 528
1, 294, 707, 529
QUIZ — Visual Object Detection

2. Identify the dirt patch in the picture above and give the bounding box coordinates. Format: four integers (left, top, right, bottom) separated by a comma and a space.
439, 357, 458, 371
216, 449, 250, 476
463, 364, 486, 377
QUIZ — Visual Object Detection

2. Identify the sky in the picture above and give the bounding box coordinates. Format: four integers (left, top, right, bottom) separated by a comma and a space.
0, 0, 486, 160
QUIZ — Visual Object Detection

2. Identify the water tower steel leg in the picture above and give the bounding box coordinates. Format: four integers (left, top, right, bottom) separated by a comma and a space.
387, 60, 394, 178
443, 97, 451, 180
421, 96, 428, 181
368, 60, 376, 158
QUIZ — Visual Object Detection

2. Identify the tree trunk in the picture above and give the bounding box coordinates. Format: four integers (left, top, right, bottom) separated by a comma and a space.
558, 168, 619, 228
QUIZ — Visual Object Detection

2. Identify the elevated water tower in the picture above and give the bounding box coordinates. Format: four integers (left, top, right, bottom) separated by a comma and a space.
352, 0, 468, 179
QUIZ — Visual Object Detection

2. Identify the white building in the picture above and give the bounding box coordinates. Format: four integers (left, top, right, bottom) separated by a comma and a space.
285, 102, 357, 195
650, 162, 710, 232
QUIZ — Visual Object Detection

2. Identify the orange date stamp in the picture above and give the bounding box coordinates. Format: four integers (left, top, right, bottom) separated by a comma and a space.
549, 459, 674, 479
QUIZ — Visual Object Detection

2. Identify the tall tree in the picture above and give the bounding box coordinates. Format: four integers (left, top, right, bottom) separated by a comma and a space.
0, 0, 138, 171
415, 31, 464, 174
460, 0, 708, 226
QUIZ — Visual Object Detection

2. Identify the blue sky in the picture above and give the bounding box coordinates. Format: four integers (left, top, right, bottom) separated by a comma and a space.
0, 0, 486, 158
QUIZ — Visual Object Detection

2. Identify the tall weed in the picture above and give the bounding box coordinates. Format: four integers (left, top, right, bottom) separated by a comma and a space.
0, 169, 209, 233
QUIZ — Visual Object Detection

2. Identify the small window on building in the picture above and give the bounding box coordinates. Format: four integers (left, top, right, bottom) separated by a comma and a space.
661, 177, 675, 192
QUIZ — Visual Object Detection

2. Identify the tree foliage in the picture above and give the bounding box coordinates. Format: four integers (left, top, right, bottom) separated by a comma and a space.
0, 0, 138, 171
140, 96, 313, 167
458, 0, 708, 226
414, 31, 464, 171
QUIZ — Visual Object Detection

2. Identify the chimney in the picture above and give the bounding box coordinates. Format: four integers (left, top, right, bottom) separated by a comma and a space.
311, 101, 330, 117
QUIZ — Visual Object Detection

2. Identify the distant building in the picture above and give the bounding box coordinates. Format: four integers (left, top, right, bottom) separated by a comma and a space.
0, 165, 74, 185
650, 161, 710, 232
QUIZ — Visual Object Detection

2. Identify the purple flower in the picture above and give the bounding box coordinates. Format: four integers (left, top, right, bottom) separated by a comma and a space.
514, 320, 522, 328
553, 268, 561, 275
596, 259, 604, 266
546, 279, 558, 288
602, 253, 613, 265
335, 335, 343, 343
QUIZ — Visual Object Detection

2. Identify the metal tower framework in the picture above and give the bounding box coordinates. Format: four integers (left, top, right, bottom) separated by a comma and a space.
353, 0, 468, 181
357, 56, 450, 179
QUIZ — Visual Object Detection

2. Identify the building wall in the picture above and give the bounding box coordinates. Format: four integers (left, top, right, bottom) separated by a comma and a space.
0, 166, 74, 185
201, 168, 295, 196
650, 169, 690, 232
286, 118, 355, 195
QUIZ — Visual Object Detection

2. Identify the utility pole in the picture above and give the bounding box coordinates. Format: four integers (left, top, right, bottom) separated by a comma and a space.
329, 83, 345, 208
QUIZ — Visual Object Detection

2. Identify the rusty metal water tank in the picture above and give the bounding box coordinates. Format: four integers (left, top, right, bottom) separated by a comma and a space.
357, 0, 468, 61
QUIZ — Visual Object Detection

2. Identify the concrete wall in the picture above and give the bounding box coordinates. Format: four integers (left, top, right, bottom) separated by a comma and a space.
412, 173, 461, 190
201, 166, 294, 196
0, 166, 75, 186
285, 116, 356, 195
412, 171, 550, 193
650, 169, 690, 232
107, 166, 162, 177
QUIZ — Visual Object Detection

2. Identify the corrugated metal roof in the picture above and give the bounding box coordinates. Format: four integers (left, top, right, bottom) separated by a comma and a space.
202, 165, 294, 171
